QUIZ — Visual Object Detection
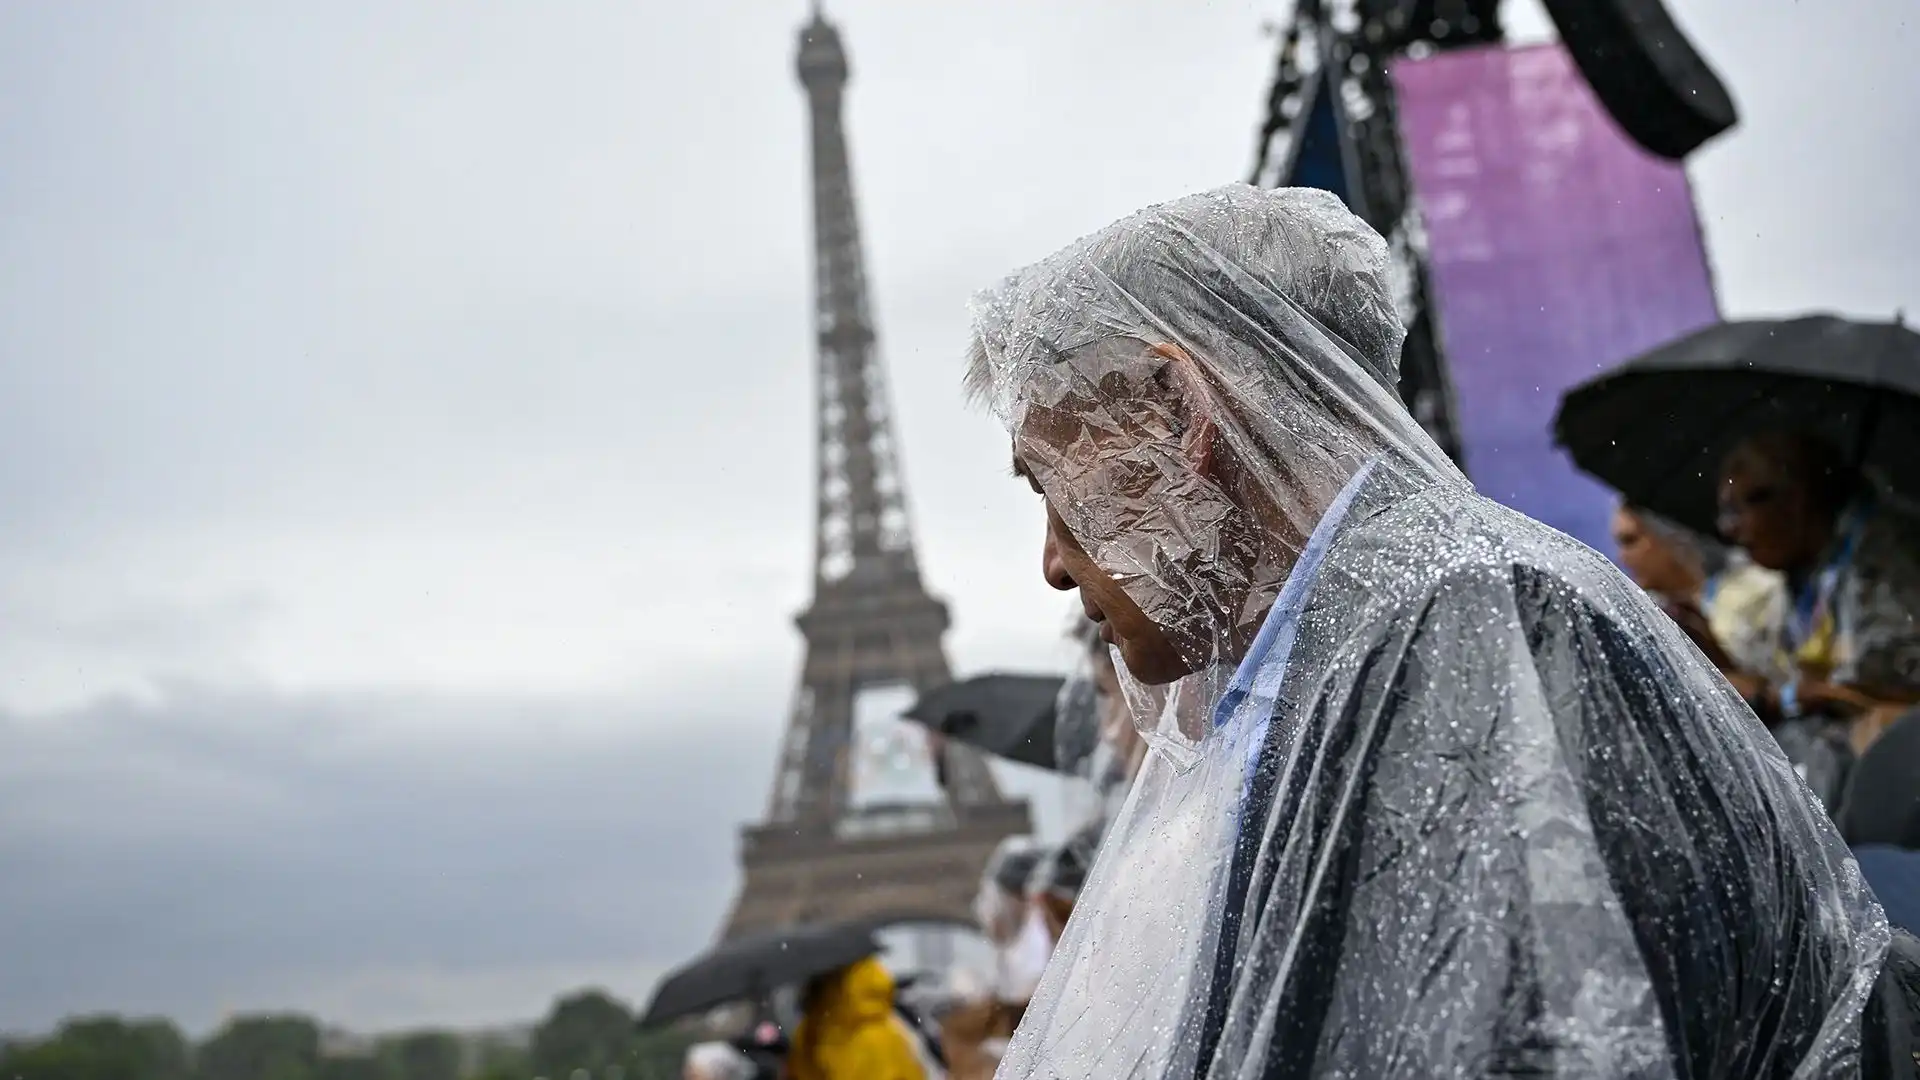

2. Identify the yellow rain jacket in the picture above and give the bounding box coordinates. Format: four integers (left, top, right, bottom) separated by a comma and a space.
789, 957, 927, 1080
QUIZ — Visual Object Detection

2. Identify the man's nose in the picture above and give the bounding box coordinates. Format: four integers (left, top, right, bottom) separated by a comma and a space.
1042, 525, 1076, 592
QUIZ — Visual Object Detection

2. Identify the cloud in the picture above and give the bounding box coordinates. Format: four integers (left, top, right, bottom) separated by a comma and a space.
0, 686, 775, 1036
0, 682, 1072, 1038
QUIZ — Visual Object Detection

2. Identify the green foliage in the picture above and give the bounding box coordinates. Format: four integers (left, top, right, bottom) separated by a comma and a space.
311, 1056, 393, 1080
382, 1033, 461, 1080
0, 989, 701, 1080
466, 1040, 531, 1080
72, 1018, 192, 1080
0, 1015, 193, 1080
464, 1065, 523, 1080
624, 1029, 698, 1080
0, 1034, 113, 1080
195, 1015, 321, 1080
527, 991, 633, 1080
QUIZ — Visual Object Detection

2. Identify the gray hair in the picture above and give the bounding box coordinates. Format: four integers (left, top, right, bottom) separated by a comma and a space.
964, 185, 1405, 407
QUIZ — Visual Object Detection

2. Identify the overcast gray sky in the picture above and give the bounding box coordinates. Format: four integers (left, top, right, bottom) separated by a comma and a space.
0, 0, 1913, 1038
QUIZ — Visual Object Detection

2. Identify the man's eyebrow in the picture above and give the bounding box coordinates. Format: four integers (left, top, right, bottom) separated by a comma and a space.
1010, 455, 1030, 480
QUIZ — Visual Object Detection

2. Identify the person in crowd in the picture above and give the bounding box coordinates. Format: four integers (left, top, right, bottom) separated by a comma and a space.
726, 1021, 789, 1080
936, 1000, 1005, 1080
1612, 500, 1783, 676
899, 1004, 949, 1080
787, 957, 927, 1080
1613, 499, 1860, 809
1854, 845, 1920, 936
683, 1041, 759, 1080
964, 183, 1890, 1078
972, 840, 1051, 1010
939, 840, 1054, 1080
1838, 706, 1920, 849
1717, 430, 1920, 746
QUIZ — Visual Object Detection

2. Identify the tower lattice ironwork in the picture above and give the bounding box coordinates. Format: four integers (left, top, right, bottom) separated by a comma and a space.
721, 10, 1031, 941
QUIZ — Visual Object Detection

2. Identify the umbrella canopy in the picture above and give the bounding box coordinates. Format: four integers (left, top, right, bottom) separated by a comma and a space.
902, 673, 1065, 772
638, 922, 881, 1027
1553, 314, 1920, 534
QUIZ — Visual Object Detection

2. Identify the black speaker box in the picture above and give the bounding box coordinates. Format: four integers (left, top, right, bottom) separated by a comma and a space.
1539, 0, 1738, 160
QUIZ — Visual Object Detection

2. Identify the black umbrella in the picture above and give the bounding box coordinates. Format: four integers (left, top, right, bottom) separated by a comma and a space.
902, 673, 1066, 772
638, 922, 880, 1027
1553, 313, 1920, 535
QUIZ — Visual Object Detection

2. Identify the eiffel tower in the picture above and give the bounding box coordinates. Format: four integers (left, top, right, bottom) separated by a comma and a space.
720, 8, 1031, 941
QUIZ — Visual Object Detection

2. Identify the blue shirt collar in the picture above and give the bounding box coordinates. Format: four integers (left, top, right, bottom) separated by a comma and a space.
1214, 459, 1382, 730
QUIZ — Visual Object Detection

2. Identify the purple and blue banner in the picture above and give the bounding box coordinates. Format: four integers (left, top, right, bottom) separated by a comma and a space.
1390, 43, 1720, 554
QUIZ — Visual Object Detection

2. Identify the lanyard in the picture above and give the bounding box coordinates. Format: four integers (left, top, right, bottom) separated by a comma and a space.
1784, 502, 1869, 650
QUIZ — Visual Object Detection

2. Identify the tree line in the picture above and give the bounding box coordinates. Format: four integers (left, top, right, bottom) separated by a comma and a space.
0, 991, 696, 1080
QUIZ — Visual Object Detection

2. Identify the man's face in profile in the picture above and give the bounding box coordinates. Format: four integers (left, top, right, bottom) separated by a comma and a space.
1008, 338, 1209, 685
1020, 463, 1193, 685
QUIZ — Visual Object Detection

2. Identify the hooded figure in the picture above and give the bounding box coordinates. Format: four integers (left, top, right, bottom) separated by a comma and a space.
966, 185, 1886, 1079
788, 957, 928, 1080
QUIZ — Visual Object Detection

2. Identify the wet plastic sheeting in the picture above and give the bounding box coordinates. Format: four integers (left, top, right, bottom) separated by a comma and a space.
964, 185, 1886, 1078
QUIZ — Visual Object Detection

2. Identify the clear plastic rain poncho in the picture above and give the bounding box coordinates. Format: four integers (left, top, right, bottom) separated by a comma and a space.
1052, 653, 1104, 778
683, 1042, 757, 1080
1030, 819, 1099, 902
965, 185, 1886, 1079
1054, 615, 1137, 837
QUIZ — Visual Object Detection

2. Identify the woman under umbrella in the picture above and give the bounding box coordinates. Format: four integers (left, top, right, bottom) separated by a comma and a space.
1558, 314, 1920, 746
1715, 430, 1920, 738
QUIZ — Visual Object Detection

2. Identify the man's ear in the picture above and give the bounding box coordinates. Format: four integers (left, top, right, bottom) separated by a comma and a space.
1146, 343, 1222, 481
